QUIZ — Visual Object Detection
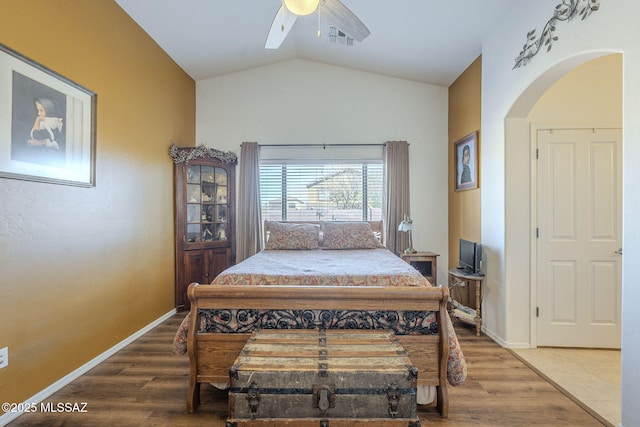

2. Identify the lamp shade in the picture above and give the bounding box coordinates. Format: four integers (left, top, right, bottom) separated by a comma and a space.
284, 0, 320, 15
398, 221, 413, 232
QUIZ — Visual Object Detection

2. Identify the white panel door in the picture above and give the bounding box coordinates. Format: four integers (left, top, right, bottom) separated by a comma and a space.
536, 128, 622, 348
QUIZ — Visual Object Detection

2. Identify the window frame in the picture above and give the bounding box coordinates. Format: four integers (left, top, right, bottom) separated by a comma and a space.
259, 159, 383, 222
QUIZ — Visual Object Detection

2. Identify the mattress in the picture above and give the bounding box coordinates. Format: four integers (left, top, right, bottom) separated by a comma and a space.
212, 248, 430, 287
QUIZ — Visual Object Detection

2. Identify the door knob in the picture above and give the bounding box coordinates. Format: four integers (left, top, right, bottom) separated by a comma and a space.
614, 248, 623, 255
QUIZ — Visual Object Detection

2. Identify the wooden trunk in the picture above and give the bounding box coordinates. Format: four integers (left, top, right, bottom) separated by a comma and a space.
227, 330, 421, 427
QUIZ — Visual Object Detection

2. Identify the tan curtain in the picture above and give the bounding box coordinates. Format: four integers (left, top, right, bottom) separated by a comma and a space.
236, 142, 262, 262
383, 141, 411, 254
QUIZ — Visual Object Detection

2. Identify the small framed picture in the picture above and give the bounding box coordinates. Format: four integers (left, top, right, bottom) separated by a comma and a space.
0, 44, 96, 187
454, 131, 479, 192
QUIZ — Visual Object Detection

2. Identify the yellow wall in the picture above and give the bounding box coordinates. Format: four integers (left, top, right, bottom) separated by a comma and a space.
0, 0, 195, 405
448, 57, 481, 268
529, 54, 622, 122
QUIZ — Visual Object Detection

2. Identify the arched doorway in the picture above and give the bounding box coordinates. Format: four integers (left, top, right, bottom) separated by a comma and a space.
505, 53, 622, 424
525, 54, 622, 349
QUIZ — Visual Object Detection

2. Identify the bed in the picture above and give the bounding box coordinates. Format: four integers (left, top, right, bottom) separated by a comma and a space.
173, 221, 467, 417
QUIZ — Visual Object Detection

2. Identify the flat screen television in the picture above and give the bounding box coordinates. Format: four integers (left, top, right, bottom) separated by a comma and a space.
459, 239, 482, 275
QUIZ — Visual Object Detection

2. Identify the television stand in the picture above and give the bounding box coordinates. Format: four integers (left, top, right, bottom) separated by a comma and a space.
447, 269, 485, 336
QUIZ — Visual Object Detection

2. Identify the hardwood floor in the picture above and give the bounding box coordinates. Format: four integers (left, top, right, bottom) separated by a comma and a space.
8, 314, 607, 426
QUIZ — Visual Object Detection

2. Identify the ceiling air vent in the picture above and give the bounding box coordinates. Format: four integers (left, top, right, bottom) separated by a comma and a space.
328, 26, 354, 46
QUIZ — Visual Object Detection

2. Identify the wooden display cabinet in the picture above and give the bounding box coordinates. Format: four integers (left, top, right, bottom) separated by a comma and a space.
173, 146, 236, 311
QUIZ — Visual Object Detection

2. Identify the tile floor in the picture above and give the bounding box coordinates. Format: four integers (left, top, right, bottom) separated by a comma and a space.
511, 347, 620, 427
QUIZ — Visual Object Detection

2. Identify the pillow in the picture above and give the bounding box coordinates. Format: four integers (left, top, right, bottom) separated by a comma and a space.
265, 221, 320, 250
321, 222, 384, 250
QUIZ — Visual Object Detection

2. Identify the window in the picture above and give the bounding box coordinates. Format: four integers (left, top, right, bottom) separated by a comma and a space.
260, 161, 383, 222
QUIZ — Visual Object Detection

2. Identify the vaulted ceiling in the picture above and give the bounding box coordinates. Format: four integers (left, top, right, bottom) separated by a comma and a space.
115, 0, 516, 87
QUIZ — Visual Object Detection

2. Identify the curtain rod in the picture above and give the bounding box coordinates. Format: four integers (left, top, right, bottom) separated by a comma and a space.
259, 143, 411, 148
259, 143, 386, 148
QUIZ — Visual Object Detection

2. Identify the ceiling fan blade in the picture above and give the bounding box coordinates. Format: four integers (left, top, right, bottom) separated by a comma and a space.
265, 5, 298, 49
316, 0, 370, 42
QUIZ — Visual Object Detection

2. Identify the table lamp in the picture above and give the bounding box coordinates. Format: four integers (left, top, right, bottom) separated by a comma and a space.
398, 214, 417, 254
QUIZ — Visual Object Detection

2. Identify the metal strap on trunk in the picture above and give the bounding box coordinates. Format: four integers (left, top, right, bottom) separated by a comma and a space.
318, 329, 328, 377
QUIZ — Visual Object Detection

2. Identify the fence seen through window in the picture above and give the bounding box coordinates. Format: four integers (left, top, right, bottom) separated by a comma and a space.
259, 162, 383, 222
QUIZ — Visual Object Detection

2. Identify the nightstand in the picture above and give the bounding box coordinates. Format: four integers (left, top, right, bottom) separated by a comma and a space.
400, 251, 439, 285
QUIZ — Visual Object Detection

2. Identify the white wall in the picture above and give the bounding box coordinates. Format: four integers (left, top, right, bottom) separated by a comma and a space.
481, 1, 639, 425
195, 59, 450, 283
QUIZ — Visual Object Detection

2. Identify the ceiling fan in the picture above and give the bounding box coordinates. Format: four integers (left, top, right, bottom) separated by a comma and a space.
265, 0, 370, 49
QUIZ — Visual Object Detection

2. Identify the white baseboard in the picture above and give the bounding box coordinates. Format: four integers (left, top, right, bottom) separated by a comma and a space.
481, 326, 507, 347
0, 309, 176, 427
504, 342, 534, 349
481, 326, 532, 349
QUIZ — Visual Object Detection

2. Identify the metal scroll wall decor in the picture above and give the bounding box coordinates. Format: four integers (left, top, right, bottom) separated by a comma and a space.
514, 0, 601, 69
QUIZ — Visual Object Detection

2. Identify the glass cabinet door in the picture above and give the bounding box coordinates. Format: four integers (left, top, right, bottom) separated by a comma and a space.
185, 164, 229, 244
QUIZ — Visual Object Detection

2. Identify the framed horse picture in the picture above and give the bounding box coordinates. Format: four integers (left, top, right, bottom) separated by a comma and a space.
0, 44, 96, 187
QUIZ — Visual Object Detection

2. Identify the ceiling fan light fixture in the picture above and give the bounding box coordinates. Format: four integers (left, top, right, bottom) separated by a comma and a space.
284, 0, 320, 16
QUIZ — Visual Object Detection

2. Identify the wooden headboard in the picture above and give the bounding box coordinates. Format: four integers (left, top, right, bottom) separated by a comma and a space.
263, 220, 384, 245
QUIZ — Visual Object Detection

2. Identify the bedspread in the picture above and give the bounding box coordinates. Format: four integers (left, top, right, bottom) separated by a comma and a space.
211, 248, 429, 287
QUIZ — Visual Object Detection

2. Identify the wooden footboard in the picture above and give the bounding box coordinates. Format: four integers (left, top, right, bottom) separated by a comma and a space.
186, 283, 450, 417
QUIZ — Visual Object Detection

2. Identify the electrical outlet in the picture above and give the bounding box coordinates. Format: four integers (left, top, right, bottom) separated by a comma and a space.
0, 347, 8, 369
